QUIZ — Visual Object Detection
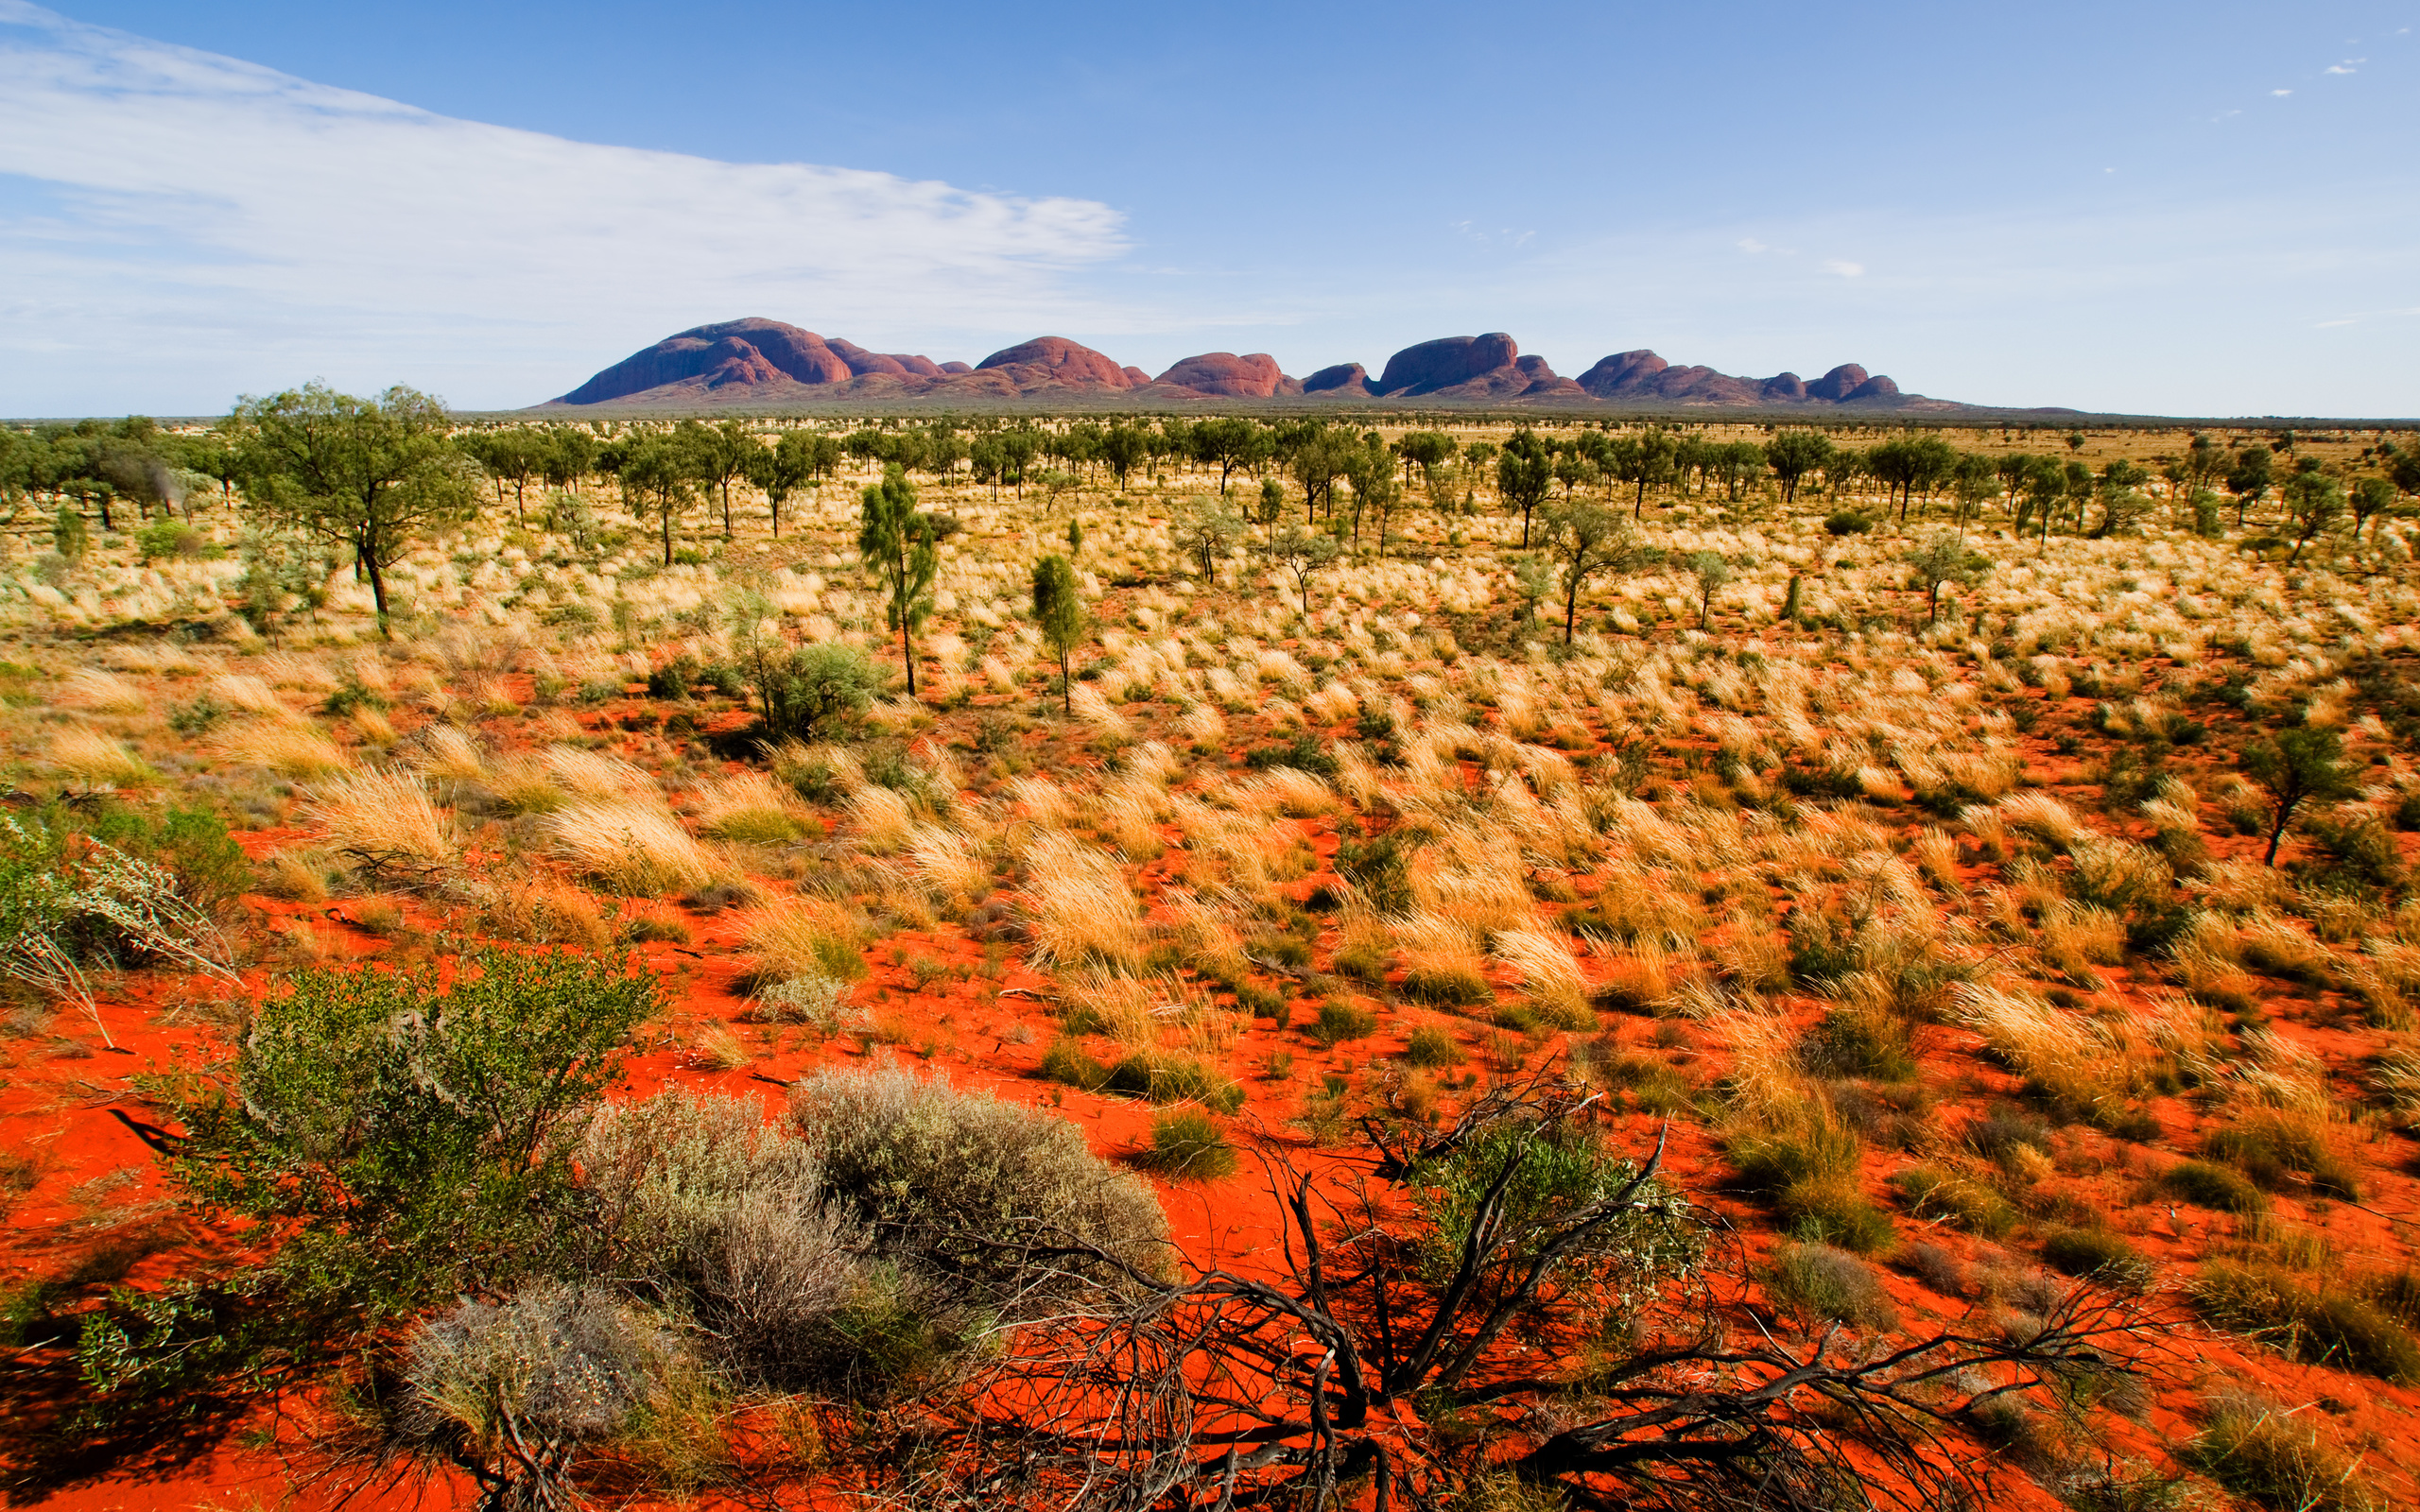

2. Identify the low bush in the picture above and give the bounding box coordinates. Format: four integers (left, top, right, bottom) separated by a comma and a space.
1405, 1024, 1466, 1068
2190, 1262, 2420, 1383
2187, 1391, 2386, 1511
2163, 1160, 2270, 1215
1305, 1000, 1377, 1046
2041, 1227, 2155, 1291
792, 1064, 1174, 1308
395, 1282, 670, 1505
1768, 1242, 1897, 1330
1890, 1165, 2016, 1239
1133, 1108, 1236, 1182
2204, 1113, 2362, 1200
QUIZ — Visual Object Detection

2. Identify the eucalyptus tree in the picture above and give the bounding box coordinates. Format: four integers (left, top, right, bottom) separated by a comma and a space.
1764, 429, 1833, 505
859, 465, 939, 696
619, 435, 698, 567
756, 431, 819, 538
230, 383, 484, 637
2282, 471, 2345, 567
1031, 554, 1085, 713
1191, 418, 1269, 494
1495, 427, 1553, 546
2226, 444, 2273, 528
1538, 499, 1644, 644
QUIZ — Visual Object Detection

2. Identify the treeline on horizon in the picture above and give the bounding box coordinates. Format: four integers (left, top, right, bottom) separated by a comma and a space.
7, 396, 2420, 611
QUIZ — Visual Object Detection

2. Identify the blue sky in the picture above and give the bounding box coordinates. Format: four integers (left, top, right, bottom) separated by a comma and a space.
2, 0, 2413, 416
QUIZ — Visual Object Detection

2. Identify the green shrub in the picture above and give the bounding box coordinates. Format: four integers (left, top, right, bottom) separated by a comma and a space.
1768, 1242, 1897, 1330
2163, 1160, 2270, 1215
749, 643, 888, 744
166, 949, 665, 1311
1401, 959, 1491, 1007
2190, 1263, 2420, 1383
1407, 1122, 1700, 1320
2204, 1115, 2362, 1199
1823, 511, 1873, 538
1133, 1108, 1236, 1182
1305, 1000, 1377, 1047
1890, 1165, 2016, 1239
1800, 1005, 1916, 1082
1333, 831, 1411, 915
2187, 1392, 2386, 1511
1038, 1037, 1110, 1091
1103, 1052, 1245, 1112
2041, 1227, 2155, 1291
1405, 1025, 1466, 1069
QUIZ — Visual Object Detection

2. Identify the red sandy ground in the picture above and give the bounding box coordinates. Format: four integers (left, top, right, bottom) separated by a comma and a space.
7, 670, 2420, 1510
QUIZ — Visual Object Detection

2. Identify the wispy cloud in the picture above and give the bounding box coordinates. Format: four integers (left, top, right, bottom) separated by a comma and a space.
1822, 259, 1865, 278
0, 2, 1130, 409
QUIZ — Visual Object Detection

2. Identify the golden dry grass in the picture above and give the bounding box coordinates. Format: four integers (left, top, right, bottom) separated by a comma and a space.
214, 719, 352, 778
302, 768, 456, 866
546, 797, 720, 894
46, 726, 154, 787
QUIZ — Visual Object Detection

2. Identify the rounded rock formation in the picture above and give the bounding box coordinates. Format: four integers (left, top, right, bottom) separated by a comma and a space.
1375, 334, 1520, 396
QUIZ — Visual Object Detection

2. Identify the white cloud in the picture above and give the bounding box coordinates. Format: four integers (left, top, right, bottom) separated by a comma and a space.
0, 2, 1130, 410
1737, 236, 1768, 253
2273, 88, 2293, 95
1821, 259, 1865, 278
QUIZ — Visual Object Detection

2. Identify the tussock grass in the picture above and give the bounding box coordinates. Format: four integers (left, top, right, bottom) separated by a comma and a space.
1021, 831, 1145, 973
548, 798, 720, 894
737, 898, 870, 985
46, 727, 154, 787
696, 773, 812, 844
302, 768, 456, 867
58, 667, 147, 713
214, 719, 352, 778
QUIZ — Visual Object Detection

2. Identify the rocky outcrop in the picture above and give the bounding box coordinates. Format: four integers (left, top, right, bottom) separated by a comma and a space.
1155, 352, 1297, 399
1376, 334, 1520, 396
1576, 350, 1906, 406
975, 336, 1136, 389
1302, 363, 1376, 396
550, 318, 1945, 410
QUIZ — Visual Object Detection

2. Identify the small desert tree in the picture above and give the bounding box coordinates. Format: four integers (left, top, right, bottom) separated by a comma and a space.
2243, 726, 2357, 867
755, 430, 818, 539
1032, 553, 1085, 714
1539, 499, 1644, 644
1765, 429, 1834, 505
859, 464, 939, 696
1905, 529, 1990, 622
1172, 498, 1244, 579
1496, 428, 1553, 546
1261, 525, 1340, 616
230, 384, 483, 638
2282, 470, 2346, 567
619, 435, 697, 567
1688, 550, 1732, 630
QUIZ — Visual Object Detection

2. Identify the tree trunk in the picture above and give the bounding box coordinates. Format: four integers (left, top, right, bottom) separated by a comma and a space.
661, 496, 674, 566
901, 616, 917, 696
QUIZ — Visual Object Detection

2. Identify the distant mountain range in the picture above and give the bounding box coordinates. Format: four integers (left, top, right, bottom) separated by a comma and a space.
544, 318, 1999, 412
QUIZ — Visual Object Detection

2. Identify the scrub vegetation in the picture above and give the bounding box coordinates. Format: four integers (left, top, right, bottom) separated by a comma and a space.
2, 402, 2419, 1508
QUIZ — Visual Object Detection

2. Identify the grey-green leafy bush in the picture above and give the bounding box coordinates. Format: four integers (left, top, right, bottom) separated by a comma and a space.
0, 813, 234, 1047
395, 1282, 670, 1508
790, 1064, 1173, 1310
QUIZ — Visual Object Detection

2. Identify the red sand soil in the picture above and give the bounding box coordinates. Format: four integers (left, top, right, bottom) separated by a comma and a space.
9, 658, 2420, 1510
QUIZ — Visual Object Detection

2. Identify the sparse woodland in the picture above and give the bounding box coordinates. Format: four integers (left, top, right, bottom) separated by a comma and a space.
5, 401, 2420, 1511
